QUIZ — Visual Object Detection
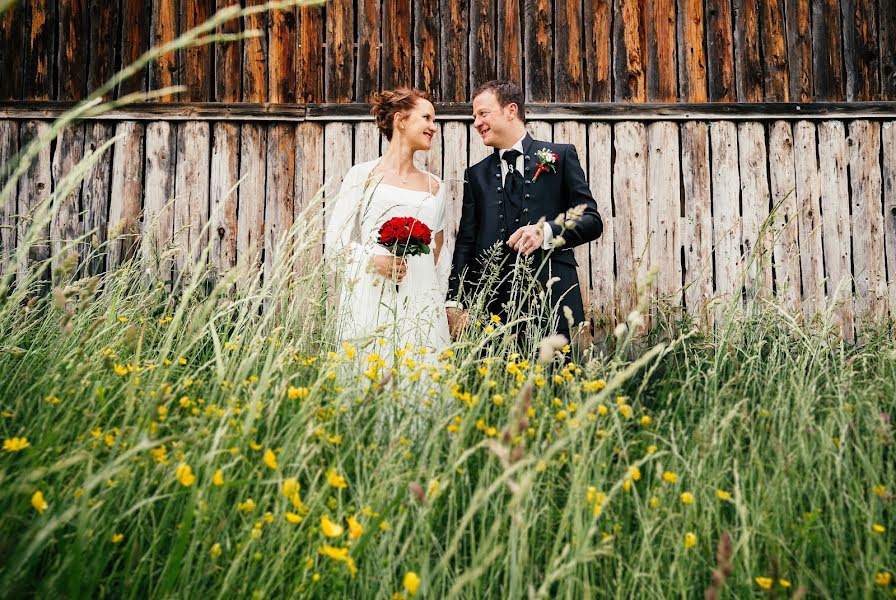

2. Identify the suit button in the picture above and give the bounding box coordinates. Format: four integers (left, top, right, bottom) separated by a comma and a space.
495, 173, 500, 178
499, 214, 504, 219
525, 180, 530, 185
515, 218, 519, 223
525, 166, 530, 171
523, 208, 528, 213
497, 186, 502, 192
498, 200, 503, 205
525, 155, 530, 160
525, 193, 530, 198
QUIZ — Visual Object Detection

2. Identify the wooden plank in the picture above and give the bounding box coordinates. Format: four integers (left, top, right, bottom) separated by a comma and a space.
882, 122, 896, 318
705, 0, 735, 101
848, 0, 880, 100
646, 0, 676, 102
209, 123, 239, 275
496, 0, 523, 86
0, 1, 26, 100
238, 124, 266, 267
357, 0, 381, 101
0, 122, 19, 276
646, 121, 681, 320
118, 0, 151, 96
322, 122, 353, 240
383, 0, 412, 89
881, 0, 896, 99
676, 0, 707, 102
470, 0, 497, 94
269, 4, 297, 103
812, 0, 845, 100
525, 0, 553, 102
50, 125, 86, 276
441, 0, 468, 102
613, 0, 646, 102
243, 0, 269, 102
759, 0, 789, 101
150, 0, 179, 101
612, 122, 648, 324
143, 122, 177, 282
680, 121, 714, 326
58, 0, 88, 101
414, 0, 439, 97
107, 122, 145, 269
526, 121, 553, 145
354, 122, 381, 164
583, 0, 611, 102
840, 0, 858, 100
295, 122, 323, 261
709, 121, 741, 312
16, 122, 53, 282
737, 122, 772, 300
733, 0, 763, 102
555, 0, 584, 102
816, 121, 855, 340
555, 122, 591, 322
87, 0, 120, 100
214, 0, 242, 102
183, 0, 212, 102
325, 0, 352, 102
26, 0, 57, 100
264, 124, 295, 279
297, 4, 324, 103
174, 121, 210, 277
587, 122, 614, 333
848, 120, 887, 325
80, 122, 115, 275
440, 122, 468, 274
792, 121, 825, 317
767, 121, 801, 313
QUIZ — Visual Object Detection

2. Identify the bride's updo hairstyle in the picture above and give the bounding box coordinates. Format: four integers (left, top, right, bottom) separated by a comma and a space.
370, 88, 431, 140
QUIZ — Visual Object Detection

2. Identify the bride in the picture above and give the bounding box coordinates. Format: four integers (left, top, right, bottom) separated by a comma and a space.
324, 89, 451, 359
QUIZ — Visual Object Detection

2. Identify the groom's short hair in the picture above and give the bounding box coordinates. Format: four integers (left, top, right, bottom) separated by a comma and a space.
473, 80, 526, 123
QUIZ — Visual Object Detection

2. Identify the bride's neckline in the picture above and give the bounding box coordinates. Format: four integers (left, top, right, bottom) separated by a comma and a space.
368, 158, 439, 195
374, 181, 433, 194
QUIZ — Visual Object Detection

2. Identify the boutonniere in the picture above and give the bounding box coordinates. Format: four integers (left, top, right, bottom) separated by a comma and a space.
532, 148, 558, 182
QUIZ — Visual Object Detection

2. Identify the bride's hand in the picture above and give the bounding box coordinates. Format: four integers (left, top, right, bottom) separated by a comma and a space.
370, 254, 407, 282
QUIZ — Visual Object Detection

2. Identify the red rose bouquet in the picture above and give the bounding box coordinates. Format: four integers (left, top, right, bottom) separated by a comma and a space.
377, 216, 432, 257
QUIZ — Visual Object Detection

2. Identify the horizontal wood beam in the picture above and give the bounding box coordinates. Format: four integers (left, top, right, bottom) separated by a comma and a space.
2, 101, 896, 122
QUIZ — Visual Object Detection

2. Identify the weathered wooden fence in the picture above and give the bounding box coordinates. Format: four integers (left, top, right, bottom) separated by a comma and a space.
2, 109, 894, 340
1, 0, 895, 104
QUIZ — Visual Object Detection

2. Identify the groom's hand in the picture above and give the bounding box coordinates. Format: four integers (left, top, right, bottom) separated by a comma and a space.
507, 224, 544, 256
446, 306, 469, 338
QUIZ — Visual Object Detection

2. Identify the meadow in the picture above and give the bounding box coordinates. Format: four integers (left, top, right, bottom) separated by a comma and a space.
0, 199, 894, 598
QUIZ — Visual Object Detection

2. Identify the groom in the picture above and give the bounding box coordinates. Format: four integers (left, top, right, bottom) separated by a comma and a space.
446, 80, 603, 346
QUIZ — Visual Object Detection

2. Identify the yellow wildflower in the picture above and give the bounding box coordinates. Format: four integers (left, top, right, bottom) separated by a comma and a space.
683, 532, 697, 548
403, 571, 421, 596
629, 467, 641, 481
249, 440, 263, 451
662, 471, 677, 484
176, 463, 195, 487
238, 498, 256, 513
210, 543, 222, 558
716, 489, 732, 501
113, 364, 129, 376
649, 496, 661, 509
282, 477, 300, 498
347, 515, 364, 539
640, 415, 652, 426
320, 515, 344, 538
680, 492, 694, 505
755, 577, 773, 590
111, 533, 124, 544
872, 524, 886, 534
285, 512, 303, 524
263, 449, 278, 470
212, 469, 224, 486
3, 437, 29, 452
874, 572, 891, 586
31, 490, 48, 513
873, 485, 887, 497
326, 469, 347, 489
779, 579, 791, 588
288, 386, 310, 400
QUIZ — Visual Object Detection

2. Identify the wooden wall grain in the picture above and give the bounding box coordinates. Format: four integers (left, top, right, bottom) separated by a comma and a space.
2, 0, 895, 104
2, 115, 895, 340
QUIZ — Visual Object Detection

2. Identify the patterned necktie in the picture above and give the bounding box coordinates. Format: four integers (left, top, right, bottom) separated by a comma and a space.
502, 149, 524, 229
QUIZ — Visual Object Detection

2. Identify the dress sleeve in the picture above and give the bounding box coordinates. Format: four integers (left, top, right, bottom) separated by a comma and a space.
432, 175, 447, 234
323, 165, 379, 276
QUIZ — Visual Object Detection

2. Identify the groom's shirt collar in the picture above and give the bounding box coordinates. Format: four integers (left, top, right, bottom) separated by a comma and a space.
498, 133, 527, 158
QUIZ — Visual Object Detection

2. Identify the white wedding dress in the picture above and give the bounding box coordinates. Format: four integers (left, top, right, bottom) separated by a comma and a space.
324, 158, 451, 359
